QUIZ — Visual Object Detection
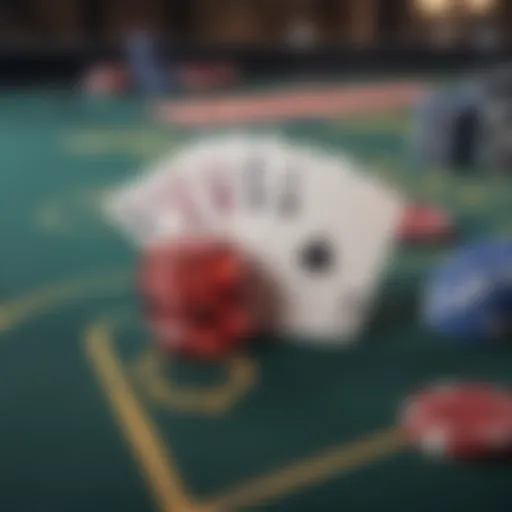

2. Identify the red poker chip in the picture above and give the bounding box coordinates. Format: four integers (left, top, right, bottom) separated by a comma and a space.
401, 382, 512, 460
139, 237, 268, 362
398, 204, 455, 244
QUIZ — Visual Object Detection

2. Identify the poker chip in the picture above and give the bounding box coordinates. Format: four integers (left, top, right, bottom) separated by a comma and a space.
423, 239, 512, 340
140, 237, 270, 361
401, 383, 512, 460
398, 204, 454, 244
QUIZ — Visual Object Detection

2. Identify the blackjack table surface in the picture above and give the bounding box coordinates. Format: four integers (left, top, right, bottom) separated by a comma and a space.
1, 78, 512, 512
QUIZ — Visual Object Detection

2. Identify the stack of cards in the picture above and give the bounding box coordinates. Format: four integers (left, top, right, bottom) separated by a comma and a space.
106, 135, 405, 345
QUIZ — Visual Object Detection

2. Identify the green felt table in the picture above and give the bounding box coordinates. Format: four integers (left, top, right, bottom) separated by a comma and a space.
0, 86, 511, 512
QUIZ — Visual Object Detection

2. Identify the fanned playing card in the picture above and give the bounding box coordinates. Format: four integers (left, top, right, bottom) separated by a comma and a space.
229, 145, 404, 343
105, 149, 187, 245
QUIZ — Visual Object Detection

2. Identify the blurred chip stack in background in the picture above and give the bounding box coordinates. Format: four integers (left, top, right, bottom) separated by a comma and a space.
478, 66, 512, 173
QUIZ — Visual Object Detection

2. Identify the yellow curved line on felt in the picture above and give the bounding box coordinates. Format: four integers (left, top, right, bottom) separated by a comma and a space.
0, 272, 407, 512
133, 349, 259, 415
205, 426, 405, 511
92, 316, 405, 512
0, 269, 129, 332
84, 320, 195, 512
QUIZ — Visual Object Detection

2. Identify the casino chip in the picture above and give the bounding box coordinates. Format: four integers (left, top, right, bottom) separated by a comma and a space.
140, 237, 270, 361
409, 83, 481, 170
423, 239, 512, 340
401, 383, 512, 460
398, 204, 455, 244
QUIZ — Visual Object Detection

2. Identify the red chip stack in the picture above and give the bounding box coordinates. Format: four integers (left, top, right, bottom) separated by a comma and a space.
398, 204, 455, 244
140, 237, 267, 361
401, 382, 512, 460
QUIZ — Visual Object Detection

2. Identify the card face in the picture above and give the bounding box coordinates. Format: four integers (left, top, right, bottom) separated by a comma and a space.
105, 143, 210, 245
276, 164, 302, 220
204, 136, 249, 221
105, 156, 181, 246
275, 144, 333, 222
263, 167, 354, 340
171, 140, 226, 231
335, 172, 404, 337
205, 160, 235, 216
242, 151, 267, 211
248, 159, 404, 343
225, 137, 291, 253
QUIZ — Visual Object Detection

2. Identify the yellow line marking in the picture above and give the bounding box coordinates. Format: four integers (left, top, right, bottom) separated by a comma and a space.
0, 274, 406, 512
87, 313, 405, 512
0, 270, 129, 332
133, 349, 259, 415
205, 426, 405, 511
85, 319, 196, 512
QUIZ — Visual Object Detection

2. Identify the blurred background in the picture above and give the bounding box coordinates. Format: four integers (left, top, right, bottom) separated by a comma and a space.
1, 0, 511, 88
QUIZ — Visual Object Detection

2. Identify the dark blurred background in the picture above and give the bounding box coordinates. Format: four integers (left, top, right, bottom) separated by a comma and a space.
1, 0, 511, 87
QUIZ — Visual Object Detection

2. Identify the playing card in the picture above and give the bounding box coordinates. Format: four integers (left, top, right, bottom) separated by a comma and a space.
231, 149, 404, 343
105, 142, 212, 246
105, 152, 180, 245
199, 135, 249, 222
169, 139, 229, 231
221, 137, 303, 227
275, 162, 302, 220
293, 164, 402, 342
203, 156, 236, 217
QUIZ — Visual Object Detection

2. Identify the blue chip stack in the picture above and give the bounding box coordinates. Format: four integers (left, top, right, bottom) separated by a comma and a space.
125, 30, 170, 97
423, 239, 512, 341
409, 82, 482, 170
477, 66, 512, 172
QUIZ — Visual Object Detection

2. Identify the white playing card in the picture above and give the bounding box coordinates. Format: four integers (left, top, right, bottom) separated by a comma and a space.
292, 164, 402, 342
105, 141, 212, 246
230, 149, 404, 344
169, 139, 228, 231
105, 155, 181, 246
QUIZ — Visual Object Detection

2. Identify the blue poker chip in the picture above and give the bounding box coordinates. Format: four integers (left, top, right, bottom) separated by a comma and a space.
408, 82, 483, 170
423, 239, 512, 341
